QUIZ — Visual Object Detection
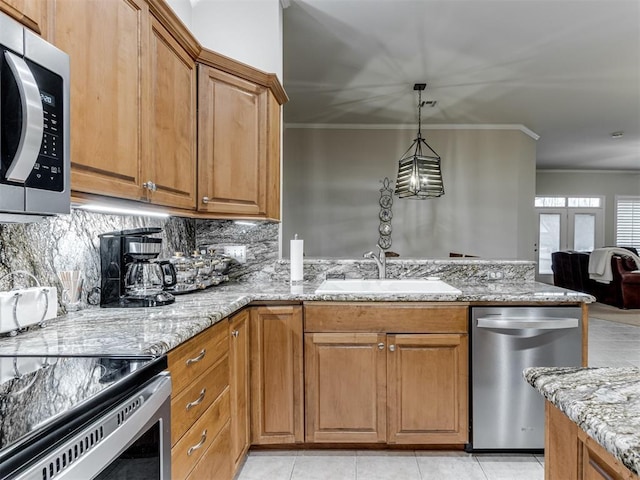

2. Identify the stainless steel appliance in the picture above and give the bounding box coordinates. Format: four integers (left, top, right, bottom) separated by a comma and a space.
99, 228, 176, 308
0, 12, 70, 221
470, 306, 582, 451
0, 355, 171, 479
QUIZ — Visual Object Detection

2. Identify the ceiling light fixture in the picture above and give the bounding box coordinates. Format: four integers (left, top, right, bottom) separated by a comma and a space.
394, 83, 444, 199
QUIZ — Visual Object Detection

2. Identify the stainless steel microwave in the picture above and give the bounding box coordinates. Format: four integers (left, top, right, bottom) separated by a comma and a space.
0, 12, 70, 221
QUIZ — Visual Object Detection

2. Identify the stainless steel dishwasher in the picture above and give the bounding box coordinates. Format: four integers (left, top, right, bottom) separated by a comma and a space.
470, 306, 582, 451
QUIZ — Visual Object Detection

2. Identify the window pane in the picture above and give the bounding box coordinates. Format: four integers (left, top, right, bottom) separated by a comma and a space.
616, 196, 640, 248
568, 197, 601, 208
535, 197, 566, 207
539, 213, 561, 275
574, 214, 595, 251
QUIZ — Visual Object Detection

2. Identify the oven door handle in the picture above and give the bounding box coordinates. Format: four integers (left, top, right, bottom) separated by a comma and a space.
477, 316, 579, 330
3, 51, 44, 183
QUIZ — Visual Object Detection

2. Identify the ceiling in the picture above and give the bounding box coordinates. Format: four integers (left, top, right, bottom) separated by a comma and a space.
282, 0, 640, 170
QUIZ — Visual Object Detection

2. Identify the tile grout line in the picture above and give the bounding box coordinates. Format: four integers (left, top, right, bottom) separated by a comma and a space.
473, 454, 491, 480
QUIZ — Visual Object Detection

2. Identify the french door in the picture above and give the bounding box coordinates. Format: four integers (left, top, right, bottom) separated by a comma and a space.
536, 202, 604, 283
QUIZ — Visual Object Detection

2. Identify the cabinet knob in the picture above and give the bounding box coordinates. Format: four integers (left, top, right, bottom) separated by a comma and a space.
232, 330, 239, 338
378, 342, 385, 350
143, 181, 157, 191
389, 344, 396, 352
202, 196, 209, 204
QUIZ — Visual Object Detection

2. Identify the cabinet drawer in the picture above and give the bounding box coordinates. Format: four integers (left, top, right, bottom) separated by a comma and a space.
304, 302, 468, 333
168, 321, 229, 395
171, 353, 229, 446
186, 421, 232, 480
172, 387, 230, 480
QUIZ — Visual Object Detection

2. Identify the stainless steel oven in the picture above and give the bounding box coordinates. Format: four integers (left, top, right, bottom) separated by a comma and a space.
0, 356, 171, 480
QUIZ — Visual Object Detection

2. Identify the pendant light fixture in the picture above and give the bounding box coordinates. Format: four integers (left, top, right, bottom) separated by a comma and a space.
394, 83, 444, 199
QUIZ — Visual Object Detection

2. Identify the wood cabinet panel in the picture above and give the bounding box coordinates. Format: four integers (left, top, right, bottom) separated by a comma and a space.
186, 421, 233, 480
171, 354, 229, 446
168, 321, 228, 396
304, 302, 468, 333
387, 333, 468, 444
51, 0, 147, 201
148, 15, 196, 209
0, 0, 48, 36
172, 387, 230, 480
250, 306, 303, 444
197, 65, 280, 219
229, 309, 250, 473
305, 332, 386, 443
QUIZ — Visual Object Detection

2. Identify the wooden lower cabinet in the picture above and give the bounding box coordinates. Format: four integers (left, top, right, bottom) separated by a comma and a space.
305, 332, 387, 443
546, 401, 639, 480
229, 309, 250, 475
250, 305, 304, 444
168, 320, 232, 480
304, 302, 469, 445
387, 333, 468, 444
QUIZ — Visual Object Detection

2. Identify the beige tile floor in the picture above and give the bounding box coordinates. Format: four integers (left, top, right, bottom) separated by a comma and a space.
236, 318, 640, 480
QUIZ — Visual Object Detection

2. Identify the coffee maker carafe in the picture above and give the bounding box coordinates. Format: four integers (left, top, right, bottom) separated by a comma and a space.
99, 228, 176, 308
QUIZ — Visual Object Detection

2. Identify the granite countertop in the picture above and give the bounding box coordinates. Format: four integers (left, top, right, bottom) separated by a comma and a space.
0, 279, 592, 357
525, 366, 640, 476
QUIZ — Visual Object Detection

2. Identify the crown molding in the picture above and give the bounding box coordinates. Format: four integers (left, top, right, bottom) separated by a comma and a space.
284, 123, 540, 140
537, 169, 640, 174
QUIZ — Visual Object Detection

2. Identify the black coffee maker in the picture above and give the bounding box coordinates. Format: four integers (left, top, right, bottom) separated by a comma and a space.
99, 228, 176, 308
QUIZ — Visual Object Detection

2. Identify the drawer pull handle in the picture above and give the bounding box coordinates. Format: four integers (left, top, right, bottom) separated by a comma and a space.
186, 349, 206, 366
186, 388, 207, 411
187, 430, 207, 456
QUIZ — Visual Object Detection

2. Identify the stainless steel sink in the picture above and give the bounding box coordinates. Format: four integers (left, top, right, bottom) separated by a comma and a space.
314, 278, 461, 295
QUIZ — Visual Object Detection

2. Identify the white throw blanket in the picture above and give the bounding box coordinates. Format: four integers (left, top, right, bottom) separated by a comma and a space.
588, 248, 640, 284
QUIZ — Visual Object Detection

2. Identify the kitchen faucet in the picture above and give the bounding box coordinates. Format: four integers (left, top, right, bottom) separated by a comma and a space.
363, 245, 386, 279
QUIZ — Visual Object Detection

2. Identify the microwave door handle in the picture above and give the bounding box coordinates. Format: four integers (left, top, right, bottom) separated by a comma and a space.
476, 316, 579, 330
3, 51, 43, 183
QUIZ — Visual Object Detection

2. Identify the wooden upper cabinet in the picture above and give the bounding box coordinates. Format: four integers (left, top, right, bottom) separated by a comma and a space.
0, 0, 48, 36
147, 15, 196, 209
51, 0, 147, 202
197, 65, 281, 219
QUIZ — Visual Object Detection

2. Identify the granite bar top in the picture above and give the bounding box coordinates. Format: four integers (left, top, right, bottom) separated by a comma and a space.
0, 279, 592, 357
524, 366, 640, 476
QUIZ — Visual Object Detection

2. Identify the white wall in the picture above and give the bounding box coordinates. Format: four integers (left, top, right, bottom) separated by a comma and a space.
536, 171, 640, 246
164, 0, 283, 78
165, 0, 192, 28
283, 127, 537, 260
190, 0, 283, 79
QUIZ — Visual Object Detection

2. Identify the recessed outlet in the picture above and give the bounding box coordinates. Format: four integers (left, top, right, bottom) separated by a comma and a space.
487, 270, 504, 280
223, 245, 246, 264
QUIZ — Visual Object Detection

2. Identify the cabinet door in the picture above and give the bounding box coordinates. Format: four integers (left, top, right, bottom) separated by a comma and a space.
0, 0, 48, 36
147, 15, 196, 209
387, 334, 468, 444
229, 309, 250, 473
197, 66, 270, 217
51, 0, 147, 202
305, 332, 387, 443
250, 306, 303, 444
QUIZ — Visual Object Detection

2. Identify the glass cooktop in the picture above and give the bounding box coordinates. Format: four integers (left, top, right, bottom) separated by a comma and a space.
0, 355, 166, 470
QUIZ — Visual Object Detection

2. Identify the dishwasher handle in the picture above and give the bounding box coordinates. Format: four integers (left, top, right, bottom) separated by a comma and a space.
476, 316, 579, 330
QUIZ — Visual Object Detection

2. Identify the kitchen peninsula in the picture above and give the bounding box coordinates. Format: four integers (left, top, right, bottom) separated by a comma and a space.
526, 367, 640, 480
